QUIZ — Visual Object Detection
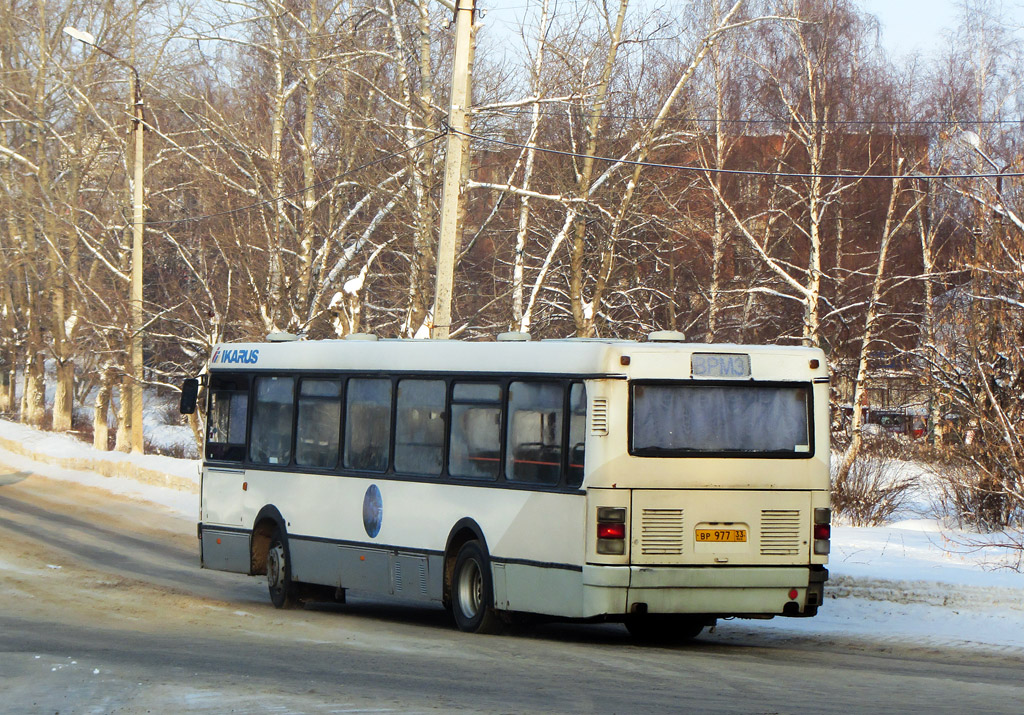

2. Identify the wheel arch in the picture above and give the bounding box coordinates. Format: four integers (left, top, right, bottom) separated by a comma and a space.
250, 505, 287, 576
443, 518, 489, 608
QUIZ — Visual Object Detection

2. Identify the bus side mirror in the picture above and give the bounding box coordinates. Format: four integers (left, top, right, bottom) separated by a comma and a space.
180, 378, 199, 415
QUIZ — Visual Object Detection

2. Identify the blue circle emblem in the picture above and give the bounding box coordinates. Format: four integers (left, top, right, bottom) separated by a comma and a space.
362, 484, 383, 538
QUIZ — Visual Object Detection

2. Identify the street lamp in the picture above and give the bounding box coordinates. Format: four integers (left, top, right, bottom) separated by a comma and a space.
958, 130, 1022, 226
64, 26, 146, 454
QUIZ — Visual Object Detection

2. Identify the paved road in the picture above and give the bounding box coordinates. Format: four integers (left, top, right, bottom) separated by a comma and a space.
0, 468, 1021, 714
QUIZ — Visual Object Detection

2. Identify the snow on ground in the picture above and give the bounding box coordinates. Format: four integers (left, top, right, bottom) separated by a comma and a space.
1, 417, 1022, 654
0, 419, 199, 516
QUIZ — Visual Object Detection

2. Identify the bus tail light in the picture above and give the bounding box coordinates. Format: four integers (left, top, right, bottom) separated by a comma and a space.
598, 522, 625, 539
597, 507, 627, 555
813, 507, 831, 555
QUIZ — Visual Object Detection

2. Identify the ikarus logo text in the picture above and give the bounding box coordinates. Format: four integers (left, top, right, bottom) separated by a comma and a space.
213, 348, 260, 365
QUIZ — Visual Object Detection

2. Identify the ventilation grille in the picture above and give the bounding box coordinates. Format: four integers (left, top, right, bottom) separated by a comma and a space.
417, 560, 428, 595
641, 508, 684, 555
591, 398, 609, 436
393, 558, 429, 596
760, 510, 801, 555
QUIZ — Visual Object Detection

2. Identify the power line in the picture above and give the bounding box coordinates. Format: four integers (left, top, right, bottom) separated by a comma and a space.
475, 105, 1024, 127
455, 127, 1024, 181
142, 132, 445, 227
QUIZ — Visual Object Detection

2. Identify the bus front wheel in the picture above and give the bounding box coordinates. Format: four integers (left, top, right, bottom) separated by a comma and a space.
266, 529, 297, 609
451, 541, 503, 634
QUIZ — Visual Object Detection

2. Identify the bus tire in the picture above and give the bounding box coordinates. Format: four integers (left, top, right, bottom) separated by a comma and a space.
451, 541, 503, 634
266, 528, 297, 609
625, 615, 704, 643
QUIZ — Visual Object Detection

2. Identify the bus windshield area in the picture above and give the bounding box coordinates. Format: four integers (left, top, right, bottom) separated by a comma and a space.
631, 383, 811, 456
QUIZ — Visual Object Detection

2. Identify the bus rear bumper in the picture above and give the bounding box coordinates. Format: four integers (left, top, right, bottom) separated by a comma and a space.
582, 564, 826, 618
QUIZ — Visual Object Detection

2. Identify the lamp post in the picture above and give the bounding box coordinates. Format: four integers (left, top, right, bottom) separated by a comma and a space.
64, 27, 145, 454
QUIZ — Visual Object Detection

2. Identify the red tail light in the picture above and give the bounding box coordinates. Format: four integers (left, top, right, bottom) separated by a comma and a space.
596, 506, 627, 555
813, 508, 831, 556
598, 522, 626, 539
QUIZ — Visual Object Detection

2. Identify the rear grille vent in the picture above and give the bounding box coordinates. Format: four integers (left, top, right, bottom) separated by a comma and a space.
417, 560, 428, 596
591, 398, 609, 436
641, 508, 684, 555
760, 510, 801, 555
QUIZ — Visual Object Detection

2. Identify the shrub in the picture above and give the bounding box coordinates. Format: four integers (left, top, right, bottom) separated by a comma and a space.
831, 453, 916, 526
926, 455, 1023, 532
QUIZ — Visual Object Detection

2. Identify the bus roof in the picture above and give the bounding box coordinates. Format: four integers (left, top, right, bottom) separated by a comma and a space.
207, 338, 827, 382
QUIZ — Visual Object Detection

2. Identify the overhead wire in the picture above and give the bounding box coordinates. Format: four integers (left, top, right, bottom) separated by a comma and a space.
124, 120, 1018, 230
474, 105, 1024, 127
452, 127, 1024, 181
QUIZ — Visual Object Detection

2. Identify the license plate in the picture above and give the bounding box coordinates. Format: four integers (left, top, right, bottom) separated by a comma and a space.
695, 528, 747, 543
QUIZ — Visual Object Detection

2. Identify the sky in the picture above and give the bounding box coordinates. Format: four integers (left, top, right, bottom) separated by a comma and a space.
479, 1, 1024, 61
861, 0, 961, 58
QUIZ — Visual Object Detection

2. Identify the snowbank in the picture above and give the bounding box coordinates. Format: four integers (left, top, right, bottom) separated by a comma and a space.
0, 419, 198, 515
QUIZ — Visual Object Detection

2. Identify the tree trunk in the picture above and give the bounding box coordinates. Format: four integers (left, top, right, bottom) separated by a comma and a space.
114, 375, 132, 452
52, 360, 74, 432
836, 168, 906, 485
21, 351, 46, 427
93, 368, 114, 451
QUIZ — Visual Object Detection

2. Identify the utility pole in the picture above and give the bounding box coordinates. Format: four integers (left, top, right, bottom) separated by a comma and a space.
430, 0, 475, 340
129, 66, 145, 453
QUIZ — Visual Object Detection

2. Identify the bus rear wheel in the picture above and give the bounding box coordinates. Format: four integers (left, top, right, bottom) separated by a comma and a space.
266, 529, 297, 609
625, 615, 704, 643
451, 541, 503, 634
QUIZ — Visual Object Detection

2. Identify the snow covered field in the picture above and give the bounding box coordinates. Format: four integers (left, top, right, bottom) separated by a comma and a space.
1, 417, 1022, 654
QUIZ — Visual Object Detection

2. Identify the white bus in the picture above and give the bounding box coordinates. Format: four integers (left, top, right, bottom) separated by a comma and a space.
182, 332, 831, 640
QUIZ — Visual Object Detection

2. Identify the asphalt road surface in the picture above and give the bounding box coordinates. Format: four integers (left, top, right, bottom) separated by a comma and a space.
1, 467, 1021, 714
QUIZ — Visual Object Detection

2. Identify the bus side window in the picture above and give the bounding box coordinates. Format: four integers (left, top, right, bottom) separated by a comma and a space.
506, 381, 563, 485
207, 375, 249, 462
567, 383, 586, 487
394, 379, 446, 476
295, 379, 342, 469
249, 376, 296, 466
449, 382, 501, 480
344, 378, 392, 472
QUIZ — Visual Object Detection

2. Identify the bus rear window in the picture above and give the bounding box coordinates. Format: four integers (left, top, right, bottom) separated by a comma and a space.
631, 383, 811, 456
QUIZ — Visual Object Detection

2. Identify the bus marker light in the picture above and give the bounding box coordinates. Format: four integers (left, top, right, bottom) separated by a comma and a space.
597, 539, 625, 555
242, 482, 248, 491
813, 524, 830, 540
597, 507, 626, 523
216, 538, 221, 544
788, 589, 799, 600
360, 555, 366, 561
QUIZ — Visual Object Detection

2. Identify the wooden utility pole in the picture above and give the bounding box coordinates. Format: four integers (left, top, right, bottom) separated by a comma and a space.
129, 68, 145, 453
430, 0, 475, 340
